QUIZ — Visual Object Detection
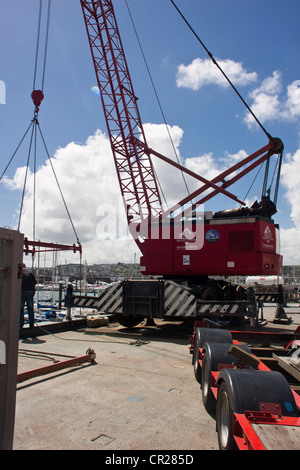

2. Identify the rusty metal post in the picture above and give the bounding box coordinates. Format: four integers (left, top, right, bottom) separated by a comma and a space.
0, 228, 24, 450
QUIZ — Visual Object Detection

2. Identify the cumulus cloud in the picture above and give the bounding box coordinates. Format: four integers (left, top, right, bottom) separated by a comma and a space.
280, 149, 300, 264
91, 86, 100, 96
2, 125, 191, 265
245, 72, 300, 128
143, 122, 188, 205
1, 130, 134, 264
285, 80, 300, 120
176, 54, 300, 133
2, 119, 300, 266
176, 57, 257, 90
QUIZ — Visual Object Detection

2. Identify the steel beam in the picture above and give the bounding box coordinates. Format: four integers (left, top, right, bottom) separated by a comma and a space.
17, 349, 96, 383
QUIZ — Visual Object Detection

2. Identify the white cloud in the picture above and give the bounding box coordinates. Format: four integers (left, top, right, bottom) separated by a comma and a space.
285, 80, 300, 119
3, 125, 189, 265
2, 130, 135, 264
91, 86, 100, 96
143, 122, 188, 205
185, 152, 219, 181
244, 71, 282, 127
280, 148, 300, 264
176, 57, 257, 90
176, 56, 300, 132
3, 122, 300, 266
245, 72, 300, 128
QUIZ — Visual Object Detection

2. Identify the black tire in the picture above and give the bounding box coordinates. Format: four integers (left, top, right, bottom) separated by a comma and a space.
193, 328, 202, 383
216, 381, 237, 450
201, 354, 216, 413
202, 287, 218, 300
201, 342, 251, 413
113, 313, 142, 328
216, 369, 300, 450
193, 328, 232, 384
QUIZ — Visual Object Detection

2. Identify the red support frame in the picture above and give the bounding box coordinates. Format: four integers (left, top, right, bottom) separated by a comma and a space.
191, 324, 300, 450
23, 237, 82, 256
80, 0, 284, 277
138, 138, 281, 221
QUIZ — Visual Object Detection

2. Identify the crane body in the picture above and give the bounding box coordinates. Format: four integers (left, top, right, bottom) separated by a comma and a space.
74, 0, 284, 326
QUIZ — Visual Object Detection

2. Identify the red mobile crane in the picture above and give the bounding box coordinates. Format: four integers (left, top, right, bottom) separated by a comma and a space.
70, 0, 284, 326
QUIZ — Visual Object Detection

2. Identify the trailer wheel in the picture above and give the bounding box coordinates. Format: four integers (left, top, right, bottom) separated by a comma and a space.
216, 381, 237, 450
193, 328, 202, 383
216, 369, 300, 450
201, 354, 216, 413
201, 342, 251, 413
193, 328, 233, 384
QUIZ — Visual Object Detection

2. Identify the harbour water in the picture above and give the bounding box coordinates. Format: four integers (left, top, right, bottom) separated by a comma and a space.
23, 284, 110, 324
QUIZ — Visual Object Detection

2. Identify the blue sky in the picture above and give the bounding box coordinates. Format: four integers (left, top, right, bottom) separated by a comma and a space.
0, 0, 300, 266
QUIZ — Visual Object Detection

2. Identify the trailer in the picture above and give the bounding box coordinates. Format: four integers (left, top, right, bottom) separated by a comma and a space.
190, 322, 300, 450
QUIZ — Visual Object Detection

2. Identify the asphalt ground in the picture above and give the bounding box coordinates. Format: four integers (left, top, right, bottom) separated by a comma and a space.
14, 319, 219, 451
13, 304, 300, 452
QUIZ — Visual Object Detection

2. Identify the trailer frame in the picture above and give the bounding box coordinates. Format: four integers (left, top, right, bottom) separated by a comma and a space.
190, 322, 300, 450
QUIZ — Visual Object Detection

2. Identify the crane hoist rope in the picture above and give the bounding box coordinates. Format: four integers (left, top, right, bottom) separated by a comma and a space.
169, 0, 272, 141
169, 0, 283, 210
125, 0, 190, 203
0, 0, 82, 266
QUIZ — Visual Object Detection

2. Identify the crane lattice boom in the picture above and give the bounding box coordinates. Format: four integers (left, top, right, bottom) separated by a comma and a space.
81, 0, 162, 226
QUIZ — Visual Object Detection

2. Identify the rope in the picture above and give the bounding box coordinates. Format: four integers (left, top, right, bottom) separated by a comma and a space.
242, 162, 264, 204
41, 0, 52, 92
125, 0, 190, 202
37, 123, 81, 245
0, 121, 34, 181
2, 0, 80, 264
32, 0, 42, 91
33, 0, 52, 93
18, 123, 36, 231
169, 0, 272, 140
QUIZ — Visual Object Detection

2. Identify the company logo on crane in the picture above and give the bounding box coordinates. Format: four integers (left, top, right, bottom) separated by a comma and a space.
262, 225, 274, 250
263, 226, 273, 243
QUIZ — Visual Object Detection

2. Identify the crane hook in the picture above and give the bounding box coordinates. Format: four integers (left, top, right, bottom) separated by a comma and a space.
31, 89, 44, 115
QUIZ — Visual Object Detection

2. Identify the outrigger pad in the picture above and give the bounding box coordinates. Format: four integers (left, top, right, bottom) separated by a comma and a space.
273, 306, 292, 324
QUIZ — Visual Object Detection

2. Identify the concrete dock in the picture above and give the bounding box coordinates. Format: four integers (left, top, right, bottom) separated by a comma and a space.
13, 305, 300, 451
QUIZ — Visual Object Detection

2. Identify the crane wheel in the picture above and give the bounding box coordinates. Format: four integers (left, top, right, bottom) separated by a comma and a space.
201, 287, 218, 300
113, 313, 142, 328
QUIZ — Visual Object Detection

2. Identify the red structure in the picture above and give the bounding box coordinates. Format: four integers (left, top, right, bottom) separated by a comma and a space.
80, 0, 283, 283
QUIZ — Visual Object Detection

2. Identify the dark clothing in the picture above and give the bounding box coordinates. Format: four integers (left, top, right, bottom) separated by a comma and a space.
21, 271, 36, 294
20, 270, 36, 328
20, 291, 35, 328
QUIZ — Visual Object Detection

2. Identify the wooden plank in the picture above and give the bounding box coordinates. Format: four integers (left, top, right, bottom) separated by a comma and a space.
273, 354, 300, 382
252, 424, 300, 450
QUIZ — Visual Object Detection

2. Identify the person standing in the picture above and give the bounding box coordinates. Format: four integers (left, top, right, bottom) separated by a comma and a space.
20, 266, 37, 328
